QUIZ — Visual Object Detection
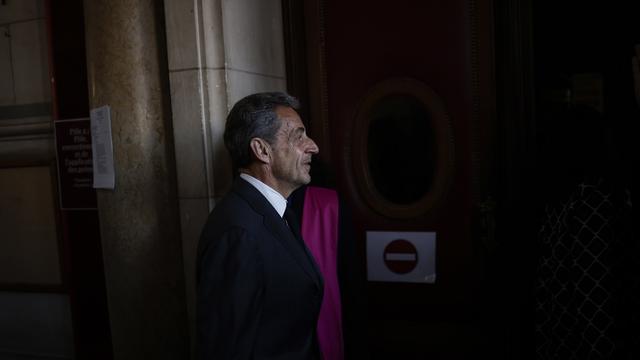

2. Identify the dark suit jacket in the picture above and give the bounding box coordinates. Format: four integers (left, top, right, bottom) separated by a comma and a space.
196, 177, 324, 360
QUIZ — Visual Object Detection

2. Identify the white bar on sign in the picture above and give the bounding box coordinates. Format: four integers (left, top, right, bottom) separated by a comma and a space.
385, 253, 417, 261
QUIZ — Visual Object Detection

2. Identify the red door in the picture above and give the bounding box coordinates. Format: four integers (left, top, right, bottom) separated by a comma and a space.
293, 0, 503, 358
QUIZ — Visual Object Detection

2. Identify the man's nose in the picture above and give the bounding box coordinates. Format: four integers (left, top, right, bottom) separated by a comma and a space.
307, 138, 319, 154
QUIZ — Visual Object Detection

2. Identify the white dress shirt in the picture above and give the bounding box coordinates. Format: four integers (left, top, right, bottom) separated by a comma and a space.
239, 172, 287, 217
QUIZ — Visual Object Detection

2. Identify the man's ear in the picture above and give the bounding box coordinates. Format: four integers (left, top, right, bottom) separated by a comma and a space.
249, 137, 271, 164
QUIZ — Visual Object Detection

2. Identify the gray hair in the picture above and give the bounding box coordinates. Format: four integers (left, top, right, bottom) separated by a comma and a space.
223, 92, 300, 172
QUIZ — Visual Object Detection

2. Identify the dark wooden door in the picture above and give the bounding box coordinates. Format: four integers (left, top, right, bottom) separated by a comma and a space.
284, 1, 521, 358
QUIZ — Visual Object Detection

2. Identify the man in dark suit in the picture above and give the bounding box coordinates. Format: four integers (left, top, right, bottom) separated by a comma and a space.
196, 92, 323, 359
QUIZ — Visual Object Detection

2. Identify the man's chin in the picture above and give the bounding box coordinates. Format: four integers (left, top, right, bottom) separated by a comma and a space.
298, 175, 311, 186
287, 176, 310, 192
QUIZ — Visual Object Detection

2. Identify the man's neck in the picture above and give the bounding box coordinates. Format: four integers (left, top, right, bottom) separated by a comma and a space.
240, 167, 293, 198
239, 172, 288, 217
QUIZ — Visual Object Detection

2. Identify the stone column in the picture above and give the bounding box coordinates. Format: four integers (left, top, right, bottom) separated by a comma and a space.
83, 0, 189, 358
162, 0, 288, 355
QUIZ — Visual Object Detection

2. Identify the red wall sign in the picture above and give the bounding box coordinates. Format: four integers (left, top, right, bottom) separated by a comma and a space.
55, 118, 97, 209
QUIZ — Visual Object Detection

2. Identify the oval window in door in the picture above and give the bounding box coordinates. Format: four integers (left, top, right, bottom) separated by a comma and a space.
353, 78, 454, 218
367, 94, 435, 204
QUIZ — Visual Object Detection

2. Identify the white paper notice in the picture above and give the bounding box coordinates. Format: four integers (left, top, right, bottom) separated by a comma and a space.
367, 231, 436, 283
90, 106, 115, 189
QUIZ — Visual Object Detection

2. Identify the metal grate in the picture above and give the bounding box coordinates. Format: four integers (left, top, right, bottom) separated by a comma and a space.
535, 179, 635, 359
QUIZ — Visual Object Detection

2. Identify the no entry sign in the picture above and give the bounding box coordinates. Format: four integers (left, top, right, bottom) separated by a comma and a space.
384, 239, 418, 274
367, 231, 436, 283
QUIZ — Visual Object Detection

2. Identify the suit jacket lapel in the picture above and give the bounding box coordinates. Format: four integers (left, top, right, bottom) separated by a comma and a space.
283, 207, 324, 283
232, 178, 324, 290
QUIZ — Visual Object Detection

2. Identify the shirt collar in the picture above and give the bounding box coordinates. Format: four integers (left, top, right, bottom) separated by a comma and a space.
239, 173, 288, 217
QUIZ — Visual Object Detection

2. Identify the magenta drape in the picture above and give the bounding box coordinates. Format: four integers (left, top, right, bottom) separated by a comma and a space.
301, 187, 344, 360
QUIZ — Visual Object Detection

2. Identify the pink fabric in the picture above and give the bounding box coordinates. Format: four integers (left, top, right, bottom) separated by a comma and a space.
301, 187, 344, 360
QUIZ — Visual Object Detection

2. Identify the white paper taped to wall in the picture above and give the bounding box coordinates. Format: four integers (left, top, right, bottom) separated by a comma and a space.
90, 105, 115, 189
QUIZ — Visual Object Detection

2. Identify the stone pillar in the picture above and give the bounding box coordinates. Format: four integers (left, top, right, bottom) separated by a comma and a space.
83, 0, 189, 358
162, 0, 288, 355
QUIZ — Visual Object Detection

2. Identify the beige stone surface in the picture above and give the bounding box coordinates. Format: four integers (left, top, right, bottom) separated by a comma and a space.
10, 20, 50, 104
177, 197, 210, 353
169, 70, 209, 199
0, 0, 43, 24
0, 166, 60, 285
0, 26, 14, 105
226, 69, 287, 106
222, 0, 286, 77
83, 0, 189, 358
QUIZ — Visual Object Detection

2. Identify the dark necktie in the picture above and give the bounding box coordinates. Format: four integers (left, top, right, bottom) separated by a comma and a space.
283, 205, 301, 240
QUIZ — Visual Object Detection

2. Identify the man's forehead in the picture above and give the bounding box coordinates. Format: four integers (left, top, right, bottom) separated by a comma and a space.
275, 106, 304, 129
275, 105, 300, 119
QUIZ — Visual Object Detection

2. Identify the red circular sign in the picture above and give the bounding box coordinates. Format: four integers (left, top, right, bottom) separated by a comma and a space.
383, 239, 418, 274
